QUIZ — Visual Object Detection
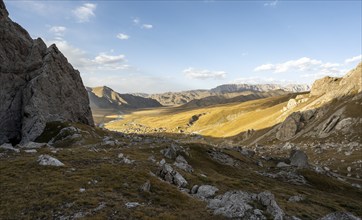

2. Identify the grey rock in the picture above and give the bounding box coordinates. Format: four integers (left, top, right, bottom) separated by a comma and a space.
276, 110, 315, 141
173, 155, 194, 173
140, 180, 151, 192
282, 142, 294, 150
191, 185, 199, 194
0, 143, 20, 152
258, 170, 307, 185
195, 185, 219, 199
18, 141, 47, 149
175, 155, 188, 164
125, 202, 140, 209
207, 191, 255, 218
38, 154, 64, 166
24, 149, 37, 153
319, 212, 361, 220
161, 143, 184, 159
157, 163, 188, 188
208, 190, 284, 219
118, 153, 134, 164
0, 2, 93, 145
320, 115, 340, 135
288, 195, 304, 202
335, 118, 355, 131
159, 158, 166, 165
289, 150, 309, 168
173, 172, 188, 188
277, 162, 291, 168
180, 188, 190, 194
208, 150, 237, 166
257, 191, 285, 220
276, 112, 303, 141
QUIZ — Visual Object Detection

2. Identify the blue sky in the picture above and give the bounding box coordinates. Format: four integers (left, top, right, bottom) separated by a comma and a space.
5, 0, 362, 93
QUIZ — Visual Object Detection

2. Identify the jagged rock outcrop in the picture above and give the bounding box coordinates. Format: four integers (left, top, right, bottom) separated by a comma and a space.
208, 190, 285, 219
310, 62, 362, 99
0, 1, 93, 144
276, 110, 316, 141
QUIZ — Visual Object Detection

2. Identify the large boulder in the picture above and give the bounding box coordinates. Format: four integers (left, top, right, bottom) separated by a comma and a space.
207, 190, 285, 220
276, 110, 316, 141
194, 185, 219, 199
0, 1, 93, 145
276, 112, 303, 141
38, 154, 64, 166
289, 150, 309, 168
157, 163, 188, 188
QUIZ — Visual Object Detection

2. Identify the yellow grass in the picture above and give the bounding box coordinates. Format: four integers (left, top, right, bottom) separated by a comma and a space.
105, 94, 300, 137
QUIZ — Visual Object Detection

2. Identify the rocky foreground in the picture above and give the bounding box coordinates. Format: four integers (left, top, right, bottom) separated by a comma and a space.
1, 122, 361, 219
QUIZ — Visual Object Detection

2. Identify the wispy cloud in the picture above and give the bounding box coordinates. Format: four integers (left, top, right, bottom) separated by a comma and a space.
254, 57, 322, 73
231, 76, 294, 85
142, 24, 153, 29
264, 0, 278, 7
44, 38, 129, 72
183, 68, 226, 80
116, 33, 130, 40
133, 17, 153, 29
49, 26, 66, 36
253, 56, 358, 81
72, 3, 97, 23
345, 54, 362, 63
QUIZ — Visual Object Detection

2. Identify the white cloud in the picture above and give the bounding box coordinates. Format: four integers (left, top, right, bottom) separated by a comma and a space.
116, 33, 130, 40
320, 62, 340, 68
49, 26, 67, 36
252, 56, 359, 83
345, 55, 362, 63
254, 57, 322, 73
133, 17, 153, 29
183, 68, 227, 80
94, 52, 126, 65
72, 3, 97, 23
44, 39, 129, 72
264, 0, 278, 7
254, 64, 274, 72
232, 77, 294, 85
142, 24, 153, 29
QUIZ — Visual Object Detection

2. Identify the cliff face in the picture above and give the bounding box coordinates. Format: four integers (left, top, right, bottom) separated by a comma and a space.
0, 0, 93, 144
310, 62, 362, 99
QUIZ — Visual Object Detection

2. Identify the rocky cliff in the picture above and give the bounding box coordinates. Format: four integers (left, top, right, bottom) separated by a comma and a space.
0, 0, 93, 144
310, 62, 362, 99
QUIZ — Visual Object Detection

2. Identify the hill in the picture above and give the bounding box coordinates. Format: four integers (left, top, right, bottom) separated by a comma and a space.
87, 86, 162, 124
